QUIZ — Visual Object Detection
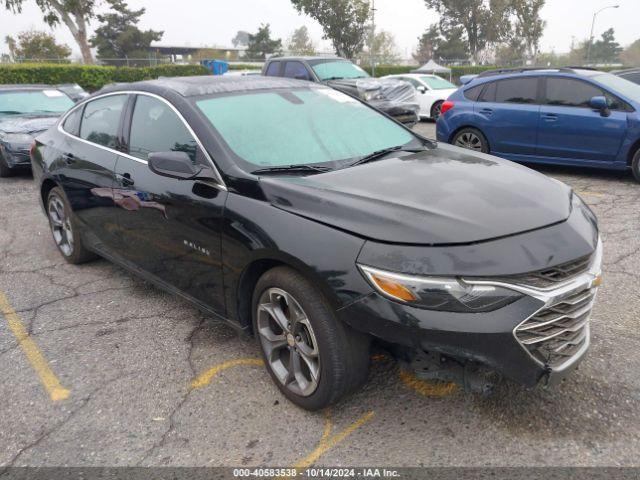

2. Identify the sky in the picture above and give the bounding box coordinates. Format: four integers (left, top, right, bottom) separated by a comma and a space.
0, 0, 636, 59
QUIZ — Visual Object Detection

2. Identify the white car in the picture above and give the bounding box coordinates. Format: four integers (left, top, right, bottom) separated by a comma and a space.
382, 73, 458, 120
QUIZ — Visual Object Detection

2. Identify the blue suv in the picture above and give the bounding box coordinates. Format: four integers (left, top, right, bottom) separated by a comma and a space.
436, 67, 640, 182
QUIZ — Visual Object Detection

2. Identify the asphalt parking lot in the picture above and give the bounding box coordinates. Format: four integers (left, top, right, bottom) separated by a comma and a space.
1, 121, 639, 468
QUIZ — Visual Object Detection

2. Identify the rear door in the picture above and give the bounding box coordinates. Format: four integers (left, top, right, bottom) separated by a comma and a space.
56, 94, 128, 251
113, 93, 227, 312
536, 77, 628, 162
474, 77, 541, 155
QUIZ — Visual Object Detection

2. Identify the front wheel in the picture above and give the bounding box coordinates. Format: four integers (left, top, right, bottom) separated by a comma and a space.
452, 127, 489, 154
252, 267, 370, 410
632, 148, 640, 183
430, 101, 444, 120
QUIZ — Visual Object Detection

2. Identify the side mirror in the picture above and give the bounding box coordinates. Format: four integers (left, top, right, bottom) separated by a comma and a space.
589, 96, 610, 116
417, 85, 427, 94
148, 151, 217, 182
294, 74, 309, 81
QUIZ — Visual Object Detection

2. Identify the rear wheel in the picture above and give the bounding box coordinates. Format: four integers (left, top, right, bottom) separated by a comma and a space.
46, 187, 97, 264
452, 127, 489, 153
431, 101, 444, 120
252, 266, 370, 410
632, 148, 640, 183
0, 154, 13, 178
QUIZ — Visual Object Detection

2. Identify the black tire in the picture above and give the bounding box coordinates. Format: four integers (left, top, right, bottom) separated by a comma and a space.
452, 127, 490, 154
252, 266, 370, 410
431, 100, 444, 120
46, 187, 98, 264
632, 148, 640, 183
0, 154, 13, 178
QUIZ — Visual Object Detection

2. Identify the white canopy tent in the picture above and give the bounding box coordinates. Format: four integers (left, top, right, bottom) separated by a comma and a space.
413, 60, 452, 81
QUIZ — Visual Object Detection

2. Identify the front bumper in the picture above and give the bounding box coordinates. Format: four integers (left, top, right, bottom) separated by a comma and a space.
339, 240, 602, 388
0, 143, 32, 169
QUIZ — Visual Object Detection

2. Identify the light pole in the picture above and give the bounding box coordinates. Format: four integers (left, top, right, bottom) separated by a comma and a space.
370, 0, 376, 76
586, 4, 619, 65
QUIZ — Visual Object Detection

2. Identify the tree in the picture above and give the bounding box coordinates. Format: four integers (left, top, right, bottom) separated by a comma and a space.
435, 25, 469, 61
90, 0, 163, 65
590, 28, 622, 64
290, 0, 370, 59
413, 25, 440, 64
621, 39, 640, 67
360, 30, 399, 66
510, 0, 545, 61
4, 0, 100, 64
245, 23, 282, 61
287, 26, 316, 55
231, 30, 250, 48
494, 38, 526, 66
5, 29, 71, 61
424, 0, 511, 63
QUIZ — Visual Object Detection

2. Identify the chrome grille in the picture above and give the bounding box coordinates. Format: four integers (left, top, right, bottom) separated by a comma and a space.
505, 255, 592, 289
515, 287, 595, 369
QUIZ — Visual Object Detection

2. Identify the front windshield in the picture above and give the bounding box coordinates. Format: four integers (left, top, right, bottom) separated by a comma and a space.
196, 88, 415, 171
311, 61, 370, 81
593, 73, 640, 104
421, 76, 456, 90
0, 90, 74, 115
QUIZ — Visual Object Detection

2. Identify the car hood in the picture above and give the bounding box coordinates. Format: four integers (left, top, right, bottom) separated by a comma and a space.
259, 144, 572, 245
0, 115, 59, 137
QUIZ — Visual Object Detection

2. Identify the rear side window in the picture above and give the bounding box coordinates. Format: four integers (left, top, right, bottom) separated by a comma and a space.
545, 78, 602, 108
464, 84, 484, 101
621, 72, 640, 85
479, 81, 497, 102
283, 61, 311, 80
494, 78, 538, 104
128, 95, 198, 163
80, 95, 127, 148
62, 107, 82, 136
265, 61, 281, 77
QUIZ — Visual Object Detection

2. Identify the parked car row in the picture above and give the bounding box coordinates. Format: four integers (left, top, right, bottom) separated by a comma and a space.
25, 74, 603, 410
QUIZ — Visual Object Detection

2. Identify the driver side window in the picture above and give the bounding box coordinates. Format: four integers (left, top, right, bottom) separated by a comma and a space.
128, 95, 198, 163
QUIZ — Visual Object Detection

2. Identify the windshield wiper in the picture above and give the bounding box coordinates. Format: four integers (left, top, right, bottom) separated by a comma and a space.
0, 110, 21, 115
251, 164, 332, 175
349, 146, 428, 167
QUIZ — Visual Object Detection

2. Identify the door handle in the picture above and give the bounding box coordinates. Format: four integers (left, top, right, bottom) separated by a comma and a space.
116, 173, 135, 187
480, 108, 493, 115
63, 153, 75, 165
542, 113, 558, 122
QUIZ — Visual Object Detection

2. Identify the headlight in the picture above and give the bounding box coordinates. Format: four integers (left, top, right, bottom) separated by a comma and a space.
362, 90, 382, 101
0, 133, 33, 145
359, 265, 524, 313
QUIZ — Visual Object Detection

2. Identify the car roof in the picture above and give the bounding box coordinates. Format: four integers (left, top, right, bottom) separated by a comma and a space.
97, 75, 324, 98
267, 56, 345, 62
612, 68, 640, 75
474, 67, 605, 82
0, 84, 61, 91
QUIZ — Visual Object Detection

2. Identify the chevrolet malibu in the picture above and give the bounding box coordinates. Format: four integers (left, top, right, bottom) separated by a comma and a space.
31, 76, 602, 410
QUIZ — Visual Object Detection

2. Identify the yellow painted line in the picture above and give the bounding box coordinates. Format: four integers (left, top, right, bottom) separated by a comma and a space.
399, 369, 457, 397
292, 410, 375, 470
0, 292, 70, 402
190, 358, 264, 389
575, 190, 605, 198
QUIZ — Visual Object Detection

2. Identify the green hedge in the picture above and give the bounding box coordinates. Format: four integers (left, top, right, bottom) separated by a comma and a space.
0, 64, 210, 92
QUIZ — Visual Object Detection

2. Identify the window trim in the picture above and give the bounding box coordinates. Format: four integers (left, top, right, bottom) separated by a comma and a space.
57, 90, 227, 191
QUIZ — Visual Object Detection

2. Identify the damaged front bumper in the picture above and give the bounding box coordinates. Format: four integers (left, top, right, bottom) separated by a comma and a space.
338, 240, 603, 391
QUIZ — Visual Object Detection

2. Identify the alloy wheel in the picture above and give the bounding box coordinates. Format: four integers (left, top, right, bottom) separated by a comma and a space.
455, 132, 484, 151
432, 103, 442, 120
48, 195, 74, 257
257, 287, 320, 397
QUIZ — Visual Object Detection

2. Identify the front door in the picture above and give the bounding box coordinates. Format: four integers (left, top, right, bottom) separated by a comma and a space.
536, 77, 627, 162
113, 94, 228, 313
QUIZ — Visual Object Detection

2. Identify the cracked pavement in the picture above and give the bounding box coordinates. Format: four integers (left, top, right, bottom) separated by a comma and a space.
0, 123, 639, 467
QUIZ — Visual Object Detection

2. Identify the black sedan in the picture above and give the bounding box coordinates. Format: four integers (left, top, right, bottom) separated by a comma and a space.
31, 76, 602, 410
0, 84, 75, 177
